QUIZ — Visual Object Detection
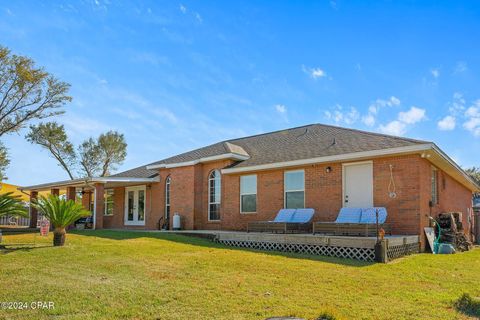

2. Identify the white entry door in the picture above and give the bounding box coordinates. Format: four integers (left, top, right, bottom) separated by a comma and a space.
343, 162, 373, 208
124, 186, 146, 226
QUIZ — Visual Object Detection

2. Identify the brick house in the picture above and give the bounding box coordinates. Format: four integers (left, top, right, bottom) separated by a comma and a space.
22, 124, 478, 248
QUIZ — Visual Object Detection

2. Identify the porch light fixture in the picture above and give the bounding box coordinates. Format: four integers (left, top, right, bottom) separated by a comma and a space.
325, 166, 332, 173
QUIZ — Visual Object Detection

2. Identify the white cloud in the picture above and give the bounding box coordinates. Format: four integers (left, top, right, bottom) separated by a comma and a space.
275, 104, 286, 114
463, 118, 480, 136
378, 106, 426, 136
449, 92, 466, 115
179, 4, 187, 13
362, 114, 375, 127
465, 105, 480, 118
324, 105, 359, 125
151, 108, 179, 124
311, 68, 326, 78
431, 68, 440, 79
438, 95, 480, 137
437, 115, 456, 131
368, 96, 400, 114
195, 12, 202, 23
302, 65, 327, 79
398, 106, 426, 124
463, 100, 480, 136
454, 61, 467, 74
379, 120, 406, 136
362, 96, 400, 127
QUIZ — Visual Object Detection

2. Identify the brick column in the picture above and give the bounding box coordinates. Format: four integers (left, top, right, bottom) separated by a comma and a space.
82, 191, 92, 211
29, 191, 38, 228
66, 186, 76, 201
51, 188, 60, 196
94, 183, 104, 229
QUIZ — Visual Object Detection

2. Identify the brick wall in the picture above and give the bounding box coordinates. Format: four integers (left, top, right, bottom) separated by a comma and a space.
101, 154, 473, 248
418, 158, 474, 242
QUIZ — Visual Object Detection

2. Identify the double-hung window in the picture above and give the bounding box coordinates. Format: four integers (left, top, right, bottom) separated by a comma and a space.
284, 170, 305, 209
208, 170, 221, 221
240, 175, 257, 213
104, 189, 114, 216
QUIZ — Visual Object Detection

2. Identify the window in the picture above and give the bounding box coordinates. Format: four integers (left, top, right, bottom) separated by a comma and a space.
240, 175, 257, 213
104, 189, 114, 215
165, 176, 171, 220
431, 167, 438, 204
284, 170, 305, 209
208, 170, 221, 221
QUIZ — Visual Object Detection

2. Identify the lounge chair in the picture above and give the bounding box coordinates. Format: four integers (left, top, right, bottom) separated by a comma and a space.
247, 208, 315, 233
313, 207, 391, 237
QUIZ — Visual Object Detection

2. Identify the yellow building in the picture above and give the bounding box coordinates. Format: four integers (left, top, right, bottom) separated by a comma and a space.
0, 182, 51, 201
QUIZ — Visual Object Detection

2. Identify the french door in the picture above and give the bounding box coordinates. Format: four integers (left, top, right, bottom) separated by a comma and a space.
124, 186, 146, 226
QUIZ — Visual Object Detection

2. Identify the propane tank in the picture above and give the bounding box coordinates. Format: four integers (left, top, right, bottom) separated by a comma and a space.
173, 213, 181, 230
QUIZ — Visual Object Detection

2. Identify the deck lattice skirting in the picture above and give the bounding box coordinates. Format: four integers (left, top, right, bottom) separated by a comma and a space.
212, 232, 419, 263
216, 239, 376, 261
386, 242, 419, 260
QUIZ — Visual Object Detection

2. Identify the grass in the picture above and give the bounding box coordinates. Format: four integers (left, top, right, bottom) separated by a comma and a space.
0, 230, 479, 320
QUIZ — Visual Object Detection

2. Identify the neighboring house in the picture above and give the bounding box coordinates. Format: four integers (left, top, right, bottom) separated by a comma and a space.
0, 182, 50, 201
21, 124, 479, 249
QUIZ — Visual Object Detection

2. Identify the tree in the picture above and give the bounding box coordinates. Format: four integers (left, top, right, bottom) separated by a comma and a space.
97, 131, 127, 176
465, 167, 480, 199
465, 167, 480, 186
0, 192, 28, 218
0, 142, 10, 181
78, 137, 102, 178
33, 195, 90, 246
26, 122, 77, 180
26, 122, 127, 179
0, 45, 71, 180
0, 46, 71, 137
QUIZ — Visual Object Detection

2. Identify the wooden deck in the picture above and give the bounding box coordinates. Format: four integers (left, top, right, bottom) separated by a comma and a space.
171, 230, 418, 248
170, 230, 419, 262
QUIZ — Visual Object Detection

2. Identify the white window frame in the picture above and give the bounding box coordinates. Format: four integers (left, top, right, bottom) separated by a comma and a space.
165, 176, 171, 220
208, 170, 221, 221
431, 166, 438, 205
240, 174, 257, 214
104, 189, 114, 216
284, 169, 305, 209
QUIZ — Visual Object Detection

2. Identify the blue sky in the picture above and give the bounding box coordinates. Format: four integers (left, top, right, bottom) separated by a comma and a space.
1, 1, 480, 186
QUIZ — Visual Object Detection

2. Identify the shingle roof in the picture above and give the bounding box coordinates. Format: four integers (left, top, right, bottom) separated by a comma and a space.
113, 123, 430, 177
110, 164, 158, 178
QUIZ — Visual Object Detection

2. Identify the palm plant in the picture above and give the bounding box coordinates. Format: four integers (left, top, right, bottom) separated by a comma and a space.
33, 195, 91, 246
0, 192, 28, 218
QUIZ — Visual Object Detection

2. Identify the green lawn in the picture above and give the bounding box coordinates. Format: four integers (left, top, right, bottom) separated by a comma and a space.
0, 230, 479, 320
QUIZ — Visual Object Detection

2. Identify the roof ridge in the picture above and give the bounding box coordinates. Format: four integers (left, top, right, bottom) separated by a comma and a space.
225, 123, 317, 143
225, 123, 430, 144
311, 123, 431, 144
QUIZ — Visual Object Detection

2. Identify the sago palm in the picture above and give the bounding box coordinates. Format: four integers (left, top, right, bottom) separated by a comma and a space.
0, 192, 28, 218
33, 195, 91, 246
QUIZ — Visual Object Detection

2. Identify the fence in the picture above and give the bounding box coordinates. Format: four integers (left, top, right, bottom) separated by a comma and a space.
0, 214, 30, 227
